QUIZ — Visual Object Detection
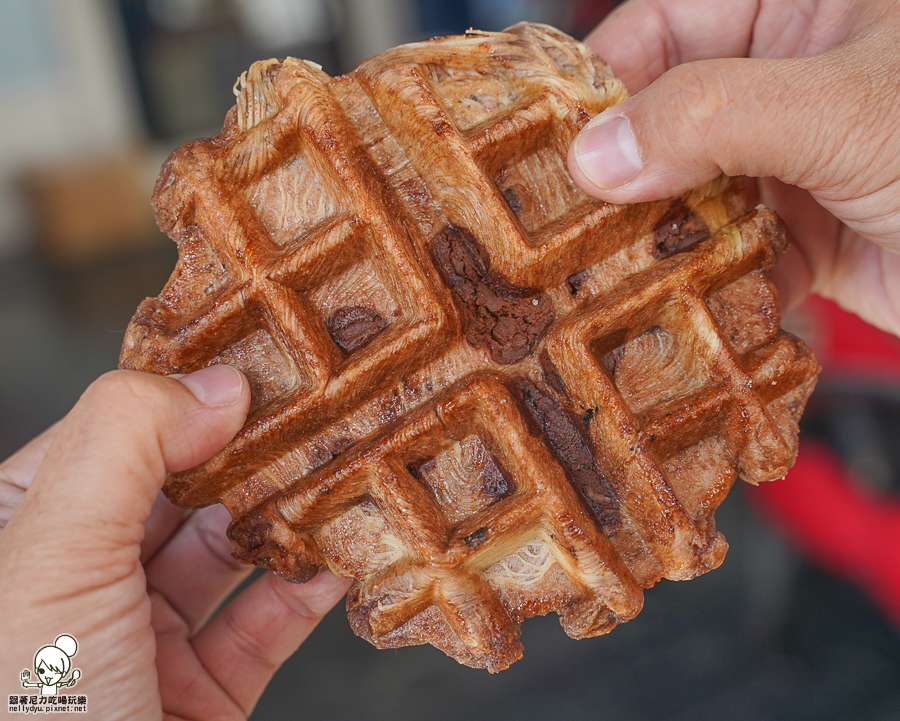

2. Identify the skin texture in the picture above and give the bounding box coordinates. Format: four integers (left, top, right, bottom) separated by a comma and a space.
567, 0, 900, 338
0, 367, 350, 720
3, 4, 898, 714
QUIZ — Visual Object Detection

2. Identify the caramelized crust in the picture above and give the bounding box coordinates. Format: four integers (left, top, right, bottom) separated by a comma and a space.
120, 23, 819, 671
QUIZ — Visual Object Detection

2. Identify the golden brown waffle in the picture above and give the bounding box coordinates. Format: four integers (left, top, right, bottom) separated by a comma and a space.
120, 23, 819, 671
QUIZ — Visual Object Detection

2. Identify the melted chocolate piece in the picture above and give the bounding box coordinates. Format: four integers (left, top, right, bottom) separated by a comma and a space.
463, 527, 488, 548
483, 455, 512, 498
430, 225, 554, 364
501, 185, 524, 217
602, 345, 625, 376
566, 269, 590, 296
511, 377, 621, 531
652, 201, 710, 259
326, 306, 388, 353
539, 349, 567, 393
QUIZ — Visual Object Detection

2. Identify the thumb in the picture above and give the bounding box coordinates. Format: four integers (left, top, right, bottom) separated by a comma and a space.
2, 367, 249, 554
567, 52, 882, 204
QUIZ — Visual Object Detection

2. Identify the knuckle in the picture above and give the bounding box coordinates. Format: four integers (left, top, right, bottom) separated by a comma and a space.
84, 369, 156, 404
81, 370, 173, 416
660, 61, 731, 140
74, 371, 181, 443
223, 606, 276, 669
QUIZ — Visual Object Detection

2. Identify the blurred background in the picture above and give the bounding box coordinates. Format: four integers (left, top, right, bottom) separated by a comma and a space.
2, 1, 900, 719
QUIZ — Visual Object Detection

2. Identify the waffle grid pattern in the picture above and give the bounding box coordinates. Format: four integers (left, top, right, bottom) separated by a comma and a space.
121, 24, 819, 671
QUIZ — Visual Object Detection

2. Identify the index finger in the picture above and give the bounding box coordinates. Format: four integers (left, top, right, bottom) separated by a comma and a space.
0, 422, 61, 491
583, 0, 759, 92
0, 422, 61, 531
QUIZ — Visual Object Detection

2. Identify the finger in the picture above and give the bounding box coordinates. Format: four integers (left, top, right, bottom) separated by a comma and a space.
0, 421, 61, 490
760, 177, 834, 312
0, 366, 250, 561
567, 44, 895, 205
584, 0, 851, 93
0, 424, 62, 529
146, 503, 252, 631
189, 571, 350, 716
758, 175, 900, 336
0, 423, 61, 532
769, 242, 813, 316
141, 491, 188, 564
583, 0, 758, 92
815, 231, 900, 339
152, 590, 245, 721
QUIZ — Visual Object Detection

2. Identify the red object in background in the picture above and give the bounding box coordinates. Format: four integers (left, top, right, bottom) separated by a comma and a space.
797, 295, 900, 380
750, 440, 900, 624
748, 296, 900, 622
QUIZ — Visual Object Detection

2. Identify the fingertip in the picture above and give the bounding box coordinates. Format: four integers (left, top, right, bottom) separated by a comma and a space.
163, 368, 251, 473
581, 0, 668, 93
272, 570, 350, 618
177, 366, 246, 408
770, 242, 814, 313
569, 112, 643, 197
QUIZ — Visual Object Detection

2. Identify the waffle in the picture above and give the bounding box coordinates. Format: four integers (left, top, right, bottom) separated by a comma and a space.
120, 23, 819, 671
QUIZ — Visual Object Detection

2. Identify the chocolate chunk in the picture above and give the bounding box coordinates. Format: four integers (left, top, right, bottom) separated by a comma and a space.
566, 269, 590, 295
539, 350, 567, 393
652, 201, 709, 259
511, 378, 621, 531
326, 306, 388, 353
483, 455, 512, 498
430, 225, 554, 364
502, 185, 524, 217
463, 527, 488, 548
602, 345, 625, 376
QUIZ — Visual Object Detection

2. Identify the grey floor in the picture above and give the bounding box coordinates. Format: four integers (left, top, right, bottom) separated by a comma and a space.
2, 241, 900, 721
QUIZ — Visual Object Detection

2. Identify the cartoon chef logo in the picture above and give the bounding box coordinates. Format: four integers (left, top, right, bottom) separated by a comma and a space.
20, 635, 81, 695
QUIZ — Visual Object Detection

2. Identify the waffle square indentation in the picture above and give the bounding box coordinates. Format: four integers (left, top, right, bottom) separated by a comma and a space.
310, 260, 399, 355
409, 434, 513, 525
660, 436, 736, 520
425, 64, 520, 131
208, 327, 308, 414
484, 537, 580, 614
249, 155, 347, 246
494, 145, 593, 234
602, 321, 718, 419
317, 499, 406, 578
706, 270, 779, 355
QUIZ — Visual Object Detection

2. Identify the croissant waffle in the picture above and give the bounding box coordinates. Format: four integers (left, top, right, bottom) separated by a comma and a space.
121, 23, 819, 671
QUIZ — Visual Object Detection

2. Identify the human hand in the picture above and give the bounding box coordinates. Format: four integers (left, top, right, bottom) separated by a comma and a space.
0, 368, 350, 720
567, 0, 900, 337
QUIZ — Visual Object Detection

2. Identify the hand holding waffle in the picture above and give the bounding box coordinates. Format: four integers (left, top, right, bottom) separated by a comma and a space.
0, 368, 348, 719
569, 0, 900, 338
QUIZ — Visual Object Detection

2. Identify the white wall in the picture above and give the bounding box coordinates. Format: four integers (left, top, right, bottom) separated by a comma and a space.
0, 0, 143, 255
